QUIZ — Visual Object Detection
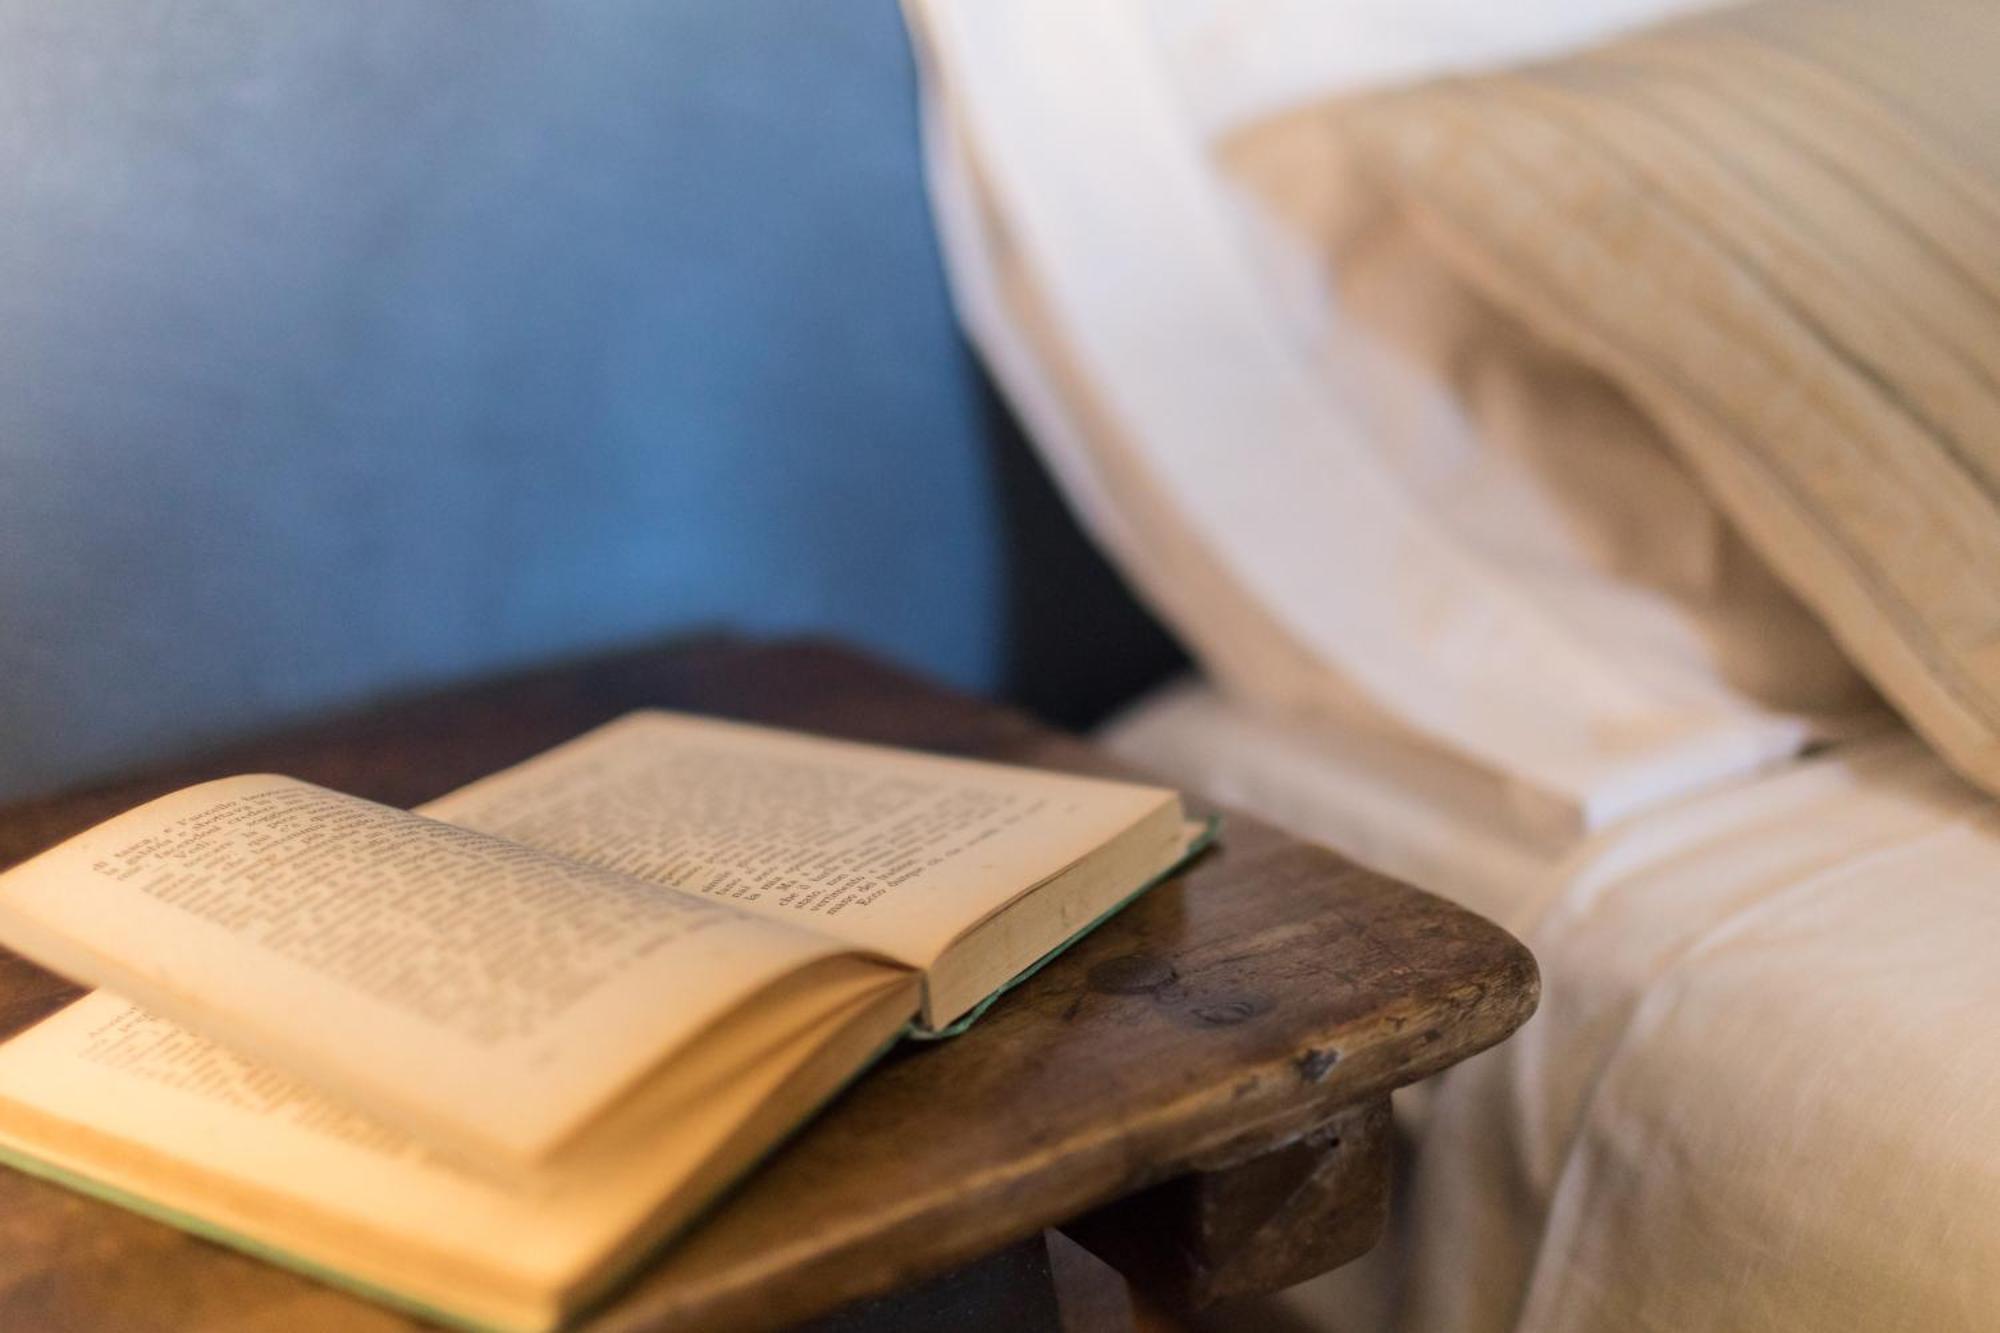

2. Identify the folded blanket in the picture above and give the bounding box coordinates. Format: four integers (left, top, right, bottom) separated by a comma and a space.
1263, 0, 2000, 798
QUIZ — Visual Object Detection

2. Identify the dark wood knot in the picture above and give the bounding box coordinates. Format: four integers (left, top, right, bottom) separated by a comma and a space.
1087, 954, 1177, 995
1295, 1047, 1341, 1082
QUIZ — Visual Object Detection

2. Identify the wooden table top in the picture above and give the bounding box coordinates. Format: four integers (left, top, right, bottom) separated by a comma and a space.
0, 637, 1537, 1331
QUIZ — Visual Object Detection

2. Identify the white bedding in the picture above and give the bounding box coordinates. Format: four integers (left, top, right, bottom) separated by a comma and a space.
905, 0, 1876, 839
1104, 680, 1556, 928
1108, 689, 2000, 1332
908, 1, 2000, 1328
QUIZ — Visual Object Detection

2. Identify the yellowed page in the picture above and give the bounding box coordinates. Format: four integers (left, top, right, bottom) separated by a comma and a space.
0, 979, 914, 1330
0, 776, 854, 1165
424, 710, 1178, 969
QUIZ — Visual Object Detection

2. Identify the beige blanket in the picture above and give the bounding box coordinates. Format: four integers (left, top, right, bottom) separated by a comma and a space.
1254, 0, 2000, 798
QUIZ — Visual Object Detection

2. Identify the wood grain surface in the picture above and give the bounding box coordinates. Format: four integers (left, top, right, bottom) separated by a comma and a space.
0, 636, 1538, 1331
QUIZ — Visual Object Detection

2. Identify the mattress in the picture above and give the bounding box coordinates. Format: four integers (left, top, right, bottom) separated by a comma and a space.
1106, 686, 2000, 1332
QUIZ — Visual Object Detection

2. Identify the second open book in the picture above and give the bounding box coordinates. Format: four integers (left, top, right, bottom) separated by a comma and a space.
0, 710, 1201, 1331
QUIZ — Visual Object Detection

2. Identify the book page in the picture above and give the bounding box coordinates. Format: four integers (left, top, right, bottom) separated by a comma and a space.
0, 775, 867, 1164
0, 983, 913, 1328
422, 711, 1178, 968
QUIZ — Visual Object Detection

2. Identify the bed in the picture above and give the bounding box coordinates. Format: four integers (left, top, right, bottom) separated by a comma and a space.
906, 2, 2000, 1328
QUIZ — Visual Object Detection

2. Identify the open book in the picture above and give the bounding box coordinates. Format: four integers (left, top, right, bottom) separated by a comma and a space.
0, 710, 1202, 1331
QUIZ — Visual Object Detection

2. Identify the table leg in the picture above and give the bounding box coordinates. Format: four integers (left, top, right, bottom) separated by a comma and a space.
1060, 1096, 1392, 1306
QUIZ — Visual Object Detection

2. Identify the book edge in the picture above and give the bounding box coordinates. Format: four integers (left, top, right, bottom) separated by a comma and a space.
903, 813, 1221, 1041
0, 1138, 534, 1333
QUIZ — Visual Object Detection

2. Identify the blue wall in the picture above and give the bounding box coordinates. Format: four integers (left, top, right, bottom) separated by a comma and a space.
0, 2, 1006, 799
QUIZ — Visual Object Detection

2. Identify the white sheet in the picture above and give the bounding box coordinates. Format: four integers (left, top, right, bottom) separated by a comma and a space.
1106, 688, 2000, 1333
1104, 678, 1556, 927
904, 0, 1878, 837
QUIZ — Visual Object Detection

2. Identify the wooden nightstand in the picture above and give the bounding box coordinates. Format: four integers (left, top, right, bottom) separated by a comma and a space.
0, 637, 1536, 1331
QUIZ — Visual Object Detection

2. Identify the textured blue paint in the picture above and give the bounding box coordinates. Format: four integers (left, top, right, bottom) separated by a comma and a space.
0, 1, 1001, 799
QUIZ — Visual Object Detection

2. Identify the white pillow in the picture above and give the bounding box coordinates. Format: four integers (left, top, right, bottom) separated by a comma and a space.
907, 0, 1879, 834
